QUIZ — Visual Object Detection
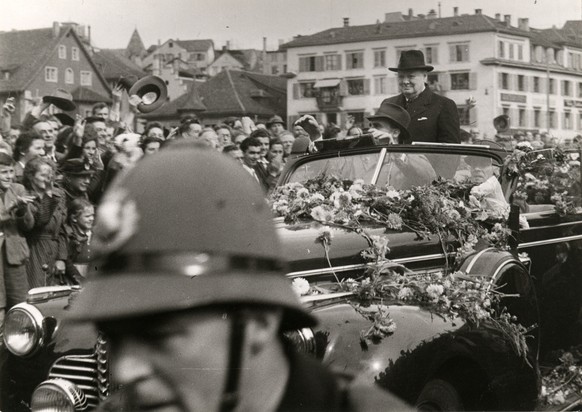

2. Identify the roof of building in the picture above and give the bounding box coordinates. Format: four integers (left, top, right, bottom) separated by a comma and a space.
174, 39, 214, 52
71, 86, 111, 103
141, 70, 285, 119
214, 49, 261, 71
281, 14, 531, 49
0, 25, 110, 94
126, 28, 146, 58
93, 49, 146, 81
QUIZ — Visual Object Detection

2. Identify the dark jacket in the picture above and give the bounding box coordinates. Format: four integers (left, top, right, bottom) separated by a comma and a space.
385, 86, 460, 144
0, 183, 31, 265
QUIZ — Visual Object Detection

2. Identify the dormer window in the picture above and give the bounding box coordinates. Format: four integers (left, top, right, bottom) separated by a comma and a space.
58, 45, 66, 59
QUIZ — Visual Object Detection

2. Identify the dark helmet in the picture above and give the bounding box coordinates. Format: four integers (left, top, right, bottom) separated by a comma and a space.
68, 146, 315, 330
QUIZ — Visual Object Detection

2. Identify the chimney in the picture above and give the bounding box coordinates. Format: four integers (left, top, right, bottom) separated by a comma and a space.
262, 37, 268, 75
343, 17, 349, 27
504, 14, 511, 26
453, 7, 458, 16
495, 13, 501, 21
475, 9, 482, 15
52, 21, 60, 37
408, 8, 413, 17
226, 40, 230, 50
87, 25, 91, 45
518, 17, 530, 31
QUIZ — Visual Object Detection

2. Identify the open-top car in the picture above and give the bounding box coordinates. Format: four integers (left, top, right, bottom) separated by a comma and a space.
2, 138, 582, 411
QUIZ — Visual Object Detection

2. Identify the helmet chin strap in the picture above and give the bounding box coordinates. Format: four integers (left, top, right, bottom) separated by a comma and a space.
220, 311, 246, 412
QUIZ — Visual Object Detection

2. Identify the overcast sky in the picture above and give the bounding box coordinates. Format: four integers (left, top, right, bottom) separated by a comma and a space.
1, 0, 580, 50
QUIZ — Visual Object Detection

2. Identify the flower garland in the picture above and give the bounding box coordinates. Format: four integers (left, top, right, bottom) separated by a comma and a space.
540, 346, 582, 405
505, 142, 582, 216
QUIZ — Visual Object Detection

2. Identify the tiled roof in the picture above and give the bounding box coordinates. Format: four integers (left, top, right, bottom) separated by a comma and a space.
215, 49, 261, 70
141, 70, 285, 118
71, 86, 111, 103
0, 28, 61, 92
93, 49, 146, 82
281, 14, 528, 49
175, 39, 214, 52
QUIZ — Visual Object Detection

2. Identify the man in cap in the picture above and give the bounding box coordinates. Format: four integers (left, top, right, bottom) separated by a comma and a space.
383, 50, 460, 144
267, 115, 286, 138
67, 146, 411, 412
59, 158, 95, 207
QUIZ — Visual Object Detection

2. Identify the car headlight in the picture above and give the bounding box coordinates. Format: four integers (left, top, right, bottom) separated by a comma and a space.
284, 327, 316, 356
3, 302, 45, 356
31, 379, 88, 412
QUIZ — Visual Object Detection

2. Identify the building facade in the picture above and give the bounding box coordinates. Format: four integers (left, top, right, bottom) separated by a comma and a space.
142, 39, 215, 76
283, 10, 582, 139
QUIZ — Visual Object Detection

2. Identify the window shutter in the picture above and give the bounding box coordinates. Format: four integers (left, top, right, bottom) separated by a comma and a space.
315, 56, 323, 72
498, 73, 503, 89
299, 57, 306, 72
363, 78, 371, 95
449, 45, 455, 62
529, 76, 535, 92
539, 77, 546, 94
469, 72, 477, 90
339, 79, 349, 96
387, 77, 399, 94
469, 106, 478, 125
293, 83, 299, 99
433, 47, 439, 64
439, 73, 451, 91
337, 55, 342, 71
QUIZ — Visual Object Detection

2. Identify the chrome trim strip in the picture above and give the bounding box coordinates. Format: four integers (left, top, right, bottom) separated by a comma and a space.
521, 220, 582, 230
286, 253, 445, 278
465, 247, 494, 274
518, 234, 582, 249
371, 148, 387, 184
302, 291, 354, 303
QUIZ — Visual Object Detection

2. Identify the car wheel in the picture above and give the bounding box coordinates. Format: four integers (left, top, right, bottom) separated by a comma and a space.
416, 378, 464, 411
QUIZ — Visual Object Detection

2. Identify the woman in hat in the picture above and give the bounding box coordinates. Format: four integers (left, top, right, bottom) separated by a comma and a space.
18, 157, 69, 288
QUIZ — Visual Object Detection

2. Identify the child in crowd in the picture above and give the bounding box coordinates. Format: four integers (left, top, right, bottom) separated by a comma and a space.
65, 198, 94, 282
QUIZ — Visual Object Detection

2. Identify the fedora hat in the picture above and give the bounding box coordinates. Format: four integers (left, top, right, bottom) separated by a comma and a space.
266, 115, 285, 127
389, 50, 434, 72
367, 101, 411, 143
42, 88, 76, 112
60, 158, 94, 177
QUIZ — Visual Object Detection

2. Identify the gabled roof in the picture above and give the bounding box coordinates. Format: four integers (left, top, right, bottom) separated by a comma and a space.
214, 49, 260, 70
175, 39, 214, 52
93, 49, 146, 81
0, 26, 110, 94
141, 70, 285, 119
126, 28, 146, 58
281, 14, 528, 49
71, 86, 110, 103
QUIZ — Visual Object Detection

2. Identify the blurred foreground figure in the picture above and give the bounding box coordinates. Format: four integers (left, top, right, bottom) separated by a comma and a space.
68, 146, 411, 412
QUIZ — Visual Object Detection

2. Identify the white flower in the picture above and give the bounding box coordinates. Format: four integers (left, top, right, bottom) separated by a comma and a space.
296, 188, 310, 199
311, 206, 333, 222
308, 193, 325, 203
386, 190, 401, 200
397, 287, 414, 300
292, 278, 310, 296
331, 191, 352, 208
426, 284, 444, 300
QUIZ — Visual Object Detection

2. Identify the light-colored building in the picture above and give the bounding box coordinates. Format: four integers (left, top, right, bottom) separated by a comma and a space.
142, 39, 215, 75
282, 10, 582, 139
207, 47, 262, 77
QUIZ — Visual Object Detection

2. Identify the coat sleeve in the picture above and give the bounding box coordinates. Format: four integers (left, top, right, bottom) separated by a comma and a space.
437, 97, 461, 144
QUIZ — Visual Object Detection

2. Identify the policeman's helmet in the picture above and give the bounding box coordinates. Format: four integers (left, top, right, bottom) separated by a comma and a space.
68, 146, 315, 330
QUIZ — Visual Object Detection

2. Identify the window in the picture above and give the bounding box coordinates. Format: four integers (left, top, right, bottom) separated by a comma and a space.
509, 44, 514, 60
534, 108, 541, 128
80, 71, 92, 86
518, 45, 523, 60
449, 43, 469, 62
518, 108, 526, 127
65, 68, 74, 84
299, 56, 323, 72
424, 46, 438, 64
450, 72, 469, 90
549, 78, 556, 94
373, 50, 386, 68
500, 73, 509, 90
578, 82, 582, 98
562, 80, 571, 96
283, 64, 287, 73
347, 79, 365, 95
502, 106, 510, 117
58, 45, 66, 59
169, 41, 173, 48
457, 106, 470, 125
533, 77, 541, 93
197, 53, 205, 61
374, 76, 386, 94
271, 66, 279, 75
517, 75, 525, 91
299, 82, 316, 98
45, 67, 57, 82
346, 51, 364, 69
71, 47, 79, 61
324, 54, 341, 71
498, 41, 505, 58
563, 111, 572, 129
347, 112, 365, 127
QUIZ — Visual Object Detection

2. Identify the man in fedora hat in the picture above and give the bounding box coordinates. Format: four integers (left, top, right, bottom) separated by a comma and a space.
383, 50, 460, 144
59, 158, 95, 207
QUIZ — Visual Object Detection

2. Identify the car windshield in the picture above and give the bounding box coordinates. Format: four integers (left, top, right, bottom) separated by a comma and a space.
288, 150, 501, 191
